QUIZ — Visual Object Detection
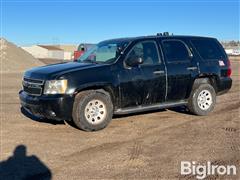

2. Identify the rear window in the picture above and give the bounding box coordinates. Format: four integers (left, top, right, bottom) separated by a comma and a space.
191, 39, 224, 60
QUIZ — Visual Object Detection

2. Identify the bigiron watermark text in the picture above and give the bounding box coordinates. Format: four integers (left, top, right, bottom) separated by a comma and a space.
180, 161, 237, 179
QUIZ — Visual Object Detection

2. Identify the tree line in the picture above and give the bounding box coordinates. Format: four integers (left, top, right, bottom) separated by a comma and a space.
221, 40, 240, 47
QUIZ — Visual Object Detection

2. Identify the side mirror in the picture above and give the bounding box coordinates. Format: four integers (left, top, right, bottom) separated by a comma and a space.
126, 56, 143, 67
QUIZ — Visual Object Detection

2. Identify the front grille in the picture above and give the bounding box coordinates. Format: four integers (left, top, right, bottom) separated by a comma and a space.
23, 77, 44, 84
22, 77, 44, 96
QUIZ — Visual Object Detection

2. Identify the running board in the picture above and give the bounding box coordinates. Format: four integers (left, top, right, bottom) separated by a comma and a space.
114, 100, 187, 115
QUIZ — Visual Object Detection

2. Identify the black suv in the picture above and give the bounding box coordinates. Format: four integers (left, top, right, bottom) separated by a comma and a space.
19, 34, 232, 131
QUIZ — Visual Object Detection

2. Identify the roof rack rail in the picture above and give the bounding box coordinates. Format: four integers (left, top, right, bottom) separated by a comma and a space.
156, 32, 173, 36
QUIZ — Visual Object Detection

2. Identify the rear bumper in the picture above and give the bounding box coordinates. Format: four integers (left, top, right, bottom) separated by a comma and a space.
217, 77, 232, 95
19, 90, 74, 121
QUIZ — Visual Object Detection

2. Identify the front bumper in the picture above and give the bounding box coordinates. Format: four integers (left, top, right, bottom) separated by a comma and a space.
19, 90, 74, 121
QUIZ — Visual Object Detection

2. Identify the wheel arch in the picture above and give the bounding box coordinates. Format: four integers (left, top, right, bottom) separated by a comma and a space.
192, 74, 219, 93
74, 83, 117, 108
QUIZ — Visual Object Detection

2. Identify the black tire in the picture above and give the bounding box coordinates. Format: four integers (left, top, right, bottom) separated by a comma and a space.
72, 90, 113, 131
188, 83, 216, 116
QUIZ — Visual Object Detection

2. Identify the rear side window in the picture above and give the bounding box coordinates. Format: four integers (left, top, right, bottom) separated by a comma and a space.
191, 39, 224, 60
162, 40, 190, 62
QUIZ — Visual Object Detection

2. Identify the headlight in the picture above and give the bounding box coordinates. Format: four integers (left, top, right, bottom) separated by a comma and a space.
44, 79, 68, 94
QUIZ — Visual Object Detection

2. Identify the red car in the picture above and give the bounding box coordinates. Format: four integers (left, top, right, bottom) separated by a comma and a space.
74, 43, 95, 60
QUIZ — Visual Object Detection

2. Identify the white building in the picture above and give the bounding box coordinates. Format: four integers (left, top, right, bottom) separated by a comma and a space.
225, 49, 234, 55
22, 45, 65, 59
63, 51, 72, 60
57, 45, 77, 60
225, 48, 240, 56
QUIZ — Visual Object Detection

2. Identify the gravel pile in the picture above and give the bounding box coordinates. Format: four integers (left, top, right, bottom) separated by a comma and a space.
0, 38, 43, 72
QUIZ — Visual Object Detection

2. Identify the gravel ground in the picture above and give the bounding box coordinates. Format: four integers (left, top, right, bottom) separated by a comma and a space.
0, 60, 239, 179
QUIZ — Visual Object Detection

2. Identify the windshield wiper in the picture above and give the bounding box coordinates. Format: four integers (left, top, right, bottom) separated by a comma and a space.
82, 59, 99, 64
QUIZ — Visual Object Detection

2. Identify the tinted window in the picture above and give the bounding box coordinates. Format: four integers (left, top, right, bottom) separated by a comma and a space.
191, 39, 224, 60
128, 41, 160, 65
162, 40, 190, 62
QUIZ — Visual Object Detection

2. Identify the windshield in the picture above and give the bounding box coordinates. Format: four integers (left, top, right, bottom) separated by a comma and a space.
77, 40, 129, 64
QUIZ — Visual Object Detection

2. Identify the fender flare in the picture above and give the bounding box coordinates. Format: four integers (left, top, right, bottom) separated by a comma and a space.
73, 82, 117, 106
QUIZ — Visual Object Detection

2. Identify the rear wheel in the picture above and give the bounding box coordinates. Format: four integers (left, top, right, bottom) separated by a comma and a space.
188, 83, 216, 116
72, 90, 113, 131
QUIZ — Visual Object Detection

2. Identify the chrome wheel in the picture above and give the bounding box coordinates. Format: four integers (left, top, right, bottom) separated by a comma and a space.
197, 90, 212, 110
84, 99, 107, 124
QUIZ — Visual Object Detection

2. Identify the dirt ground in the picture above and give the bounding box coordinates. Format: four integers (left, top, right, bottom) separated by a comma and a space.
0, 60, 239, 179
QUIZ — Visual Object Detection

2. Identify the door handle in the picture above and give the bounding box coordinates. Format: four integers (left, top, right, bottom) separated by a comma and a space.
187, 66, 198, 71
153, 70, 165, 75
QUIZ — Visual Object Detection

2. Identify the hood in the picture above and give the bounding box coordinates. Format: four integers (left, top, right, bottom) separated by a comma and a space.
24, 62, 105, 80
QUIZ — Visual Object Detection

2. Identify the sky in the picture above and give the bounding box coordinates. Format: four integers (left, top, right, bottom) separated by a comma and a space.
1, 0, 239, 46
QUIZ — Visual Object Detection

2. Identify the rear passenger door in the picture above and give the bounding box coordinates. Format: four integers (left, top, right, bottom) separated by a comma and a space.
160, 39, 198, 101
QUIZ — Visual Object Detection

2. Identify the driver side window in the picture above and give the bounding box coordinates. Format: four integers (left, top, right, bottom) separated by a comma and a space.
128, 43, 144, 59
127, 41, 160, 65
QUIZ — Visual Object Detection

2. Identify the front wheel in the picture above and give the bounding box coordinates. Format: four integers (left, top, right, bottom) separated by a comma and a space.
72, 90, 113, 131
188, 83, 216, 116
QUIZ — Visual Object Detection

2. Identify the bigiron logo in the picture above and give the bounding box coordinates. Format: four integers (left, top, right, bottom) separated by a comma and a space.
180, 161, 237, 179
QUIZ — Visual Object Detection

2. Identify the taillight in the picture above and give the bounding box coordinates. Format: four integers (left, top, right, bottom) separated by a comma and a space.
227, 59, 232, 77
